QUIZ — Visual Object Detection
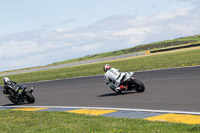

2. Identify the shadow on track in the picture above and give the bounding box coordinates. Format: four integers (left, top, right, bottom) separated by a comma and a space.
98, 91, 137, 97
2, 103, 33, 106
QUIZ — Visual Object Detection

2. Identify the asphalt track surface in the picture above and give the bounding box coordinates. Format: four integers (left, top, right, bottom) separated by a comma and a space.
0, 66, 200, 112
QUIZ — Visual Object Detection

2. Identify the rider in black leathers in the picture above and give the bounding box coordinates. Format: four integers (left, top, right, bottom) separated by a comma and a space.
3, 77, 21, 97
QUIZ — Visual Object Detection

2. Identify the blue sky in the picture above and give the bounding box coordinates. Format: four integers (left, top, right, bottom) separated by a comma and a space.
0, 0, 199, 71
0, 0, 195, 35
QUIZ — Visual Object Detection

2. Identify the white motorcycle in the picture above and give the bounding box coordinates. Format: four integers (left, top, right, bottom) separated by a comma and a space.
109, 72, 145, 93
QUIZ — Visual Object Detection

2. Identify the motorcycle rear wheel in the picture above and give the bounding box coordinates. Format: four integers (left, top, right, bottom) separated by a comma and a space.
10, 99, 20, 104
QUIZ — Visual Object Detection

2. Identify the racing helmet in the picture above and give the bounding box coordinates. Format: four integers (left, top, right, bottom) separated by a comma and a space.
3, 77, 10, 84
103, 64, 110, 72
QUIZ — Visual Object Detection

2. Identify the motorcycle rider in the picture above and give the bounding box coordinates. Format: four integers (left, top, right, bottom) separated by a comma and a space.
103, 64, 128, 92
3, 77, 21, 97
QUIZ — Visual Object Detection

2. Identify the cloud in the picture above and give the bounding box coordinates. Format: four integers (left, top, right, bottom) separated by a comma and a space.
61, 19, 77, 25
0, 4, 200, 71
41, 25, 54, 29
0, 41, 38, 59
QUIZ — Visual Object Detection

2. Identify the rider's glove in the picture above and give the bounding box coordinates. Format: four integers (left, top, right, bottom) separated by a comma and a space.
105, 77, 109, 85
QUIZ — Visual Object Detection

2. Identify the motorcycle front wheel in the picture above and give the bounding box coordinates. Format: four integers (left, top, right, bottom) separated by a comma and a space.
131, 79, 145, 92
25, 92, 35, 103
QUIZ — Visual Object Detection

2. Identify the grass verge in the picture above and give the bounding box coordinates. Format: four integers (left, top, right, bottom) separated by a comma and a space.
0, 47, 200, 85
0, 110, 200, 133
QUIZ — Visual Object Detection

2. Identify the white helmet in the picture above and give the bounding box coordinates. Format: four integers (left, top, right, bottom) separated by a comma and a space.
3, 77, 10, 84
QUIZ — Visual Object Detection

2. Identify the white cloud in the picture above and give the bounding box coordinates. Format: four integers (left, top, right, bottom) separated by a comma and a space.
0, 41, 38, 59
0, 4, 200, 71
151, 8, 190, 20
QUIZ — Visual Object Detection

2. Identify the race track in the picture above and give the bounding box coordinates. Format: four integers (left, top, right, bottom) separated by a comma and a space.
0, 66, 200, 112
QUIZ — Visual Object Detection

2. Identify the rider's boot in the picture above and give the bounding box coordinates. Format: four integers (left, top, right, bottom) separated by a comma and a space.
115, 87, 121, 93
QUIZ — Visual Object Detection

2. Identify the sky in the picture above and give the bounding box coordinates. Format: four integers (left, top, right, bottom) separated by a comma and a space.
0, 0, 200, 71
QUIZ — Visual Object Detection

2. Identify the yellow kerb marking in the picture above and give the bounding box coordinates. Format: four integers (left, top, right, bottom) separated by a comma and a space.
145, 113, 200, 124
66, 109, 117, 116
12, 107, 48, 111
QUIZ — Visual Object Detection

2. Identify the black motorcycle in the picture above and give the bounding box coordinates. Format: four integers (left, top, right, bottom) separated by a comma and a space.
3, 86, 35, 104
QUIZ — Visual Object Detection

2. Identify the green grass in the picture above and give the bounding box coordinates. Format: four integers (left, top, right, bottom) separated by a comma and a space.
0, 47, 200, 85
0, 110, 200, 133
51, 35, 200, 65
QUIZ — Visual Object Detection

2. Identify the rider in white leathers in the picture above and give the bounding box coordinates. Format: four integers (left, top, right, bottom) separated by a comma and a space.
103, 64, 127, 92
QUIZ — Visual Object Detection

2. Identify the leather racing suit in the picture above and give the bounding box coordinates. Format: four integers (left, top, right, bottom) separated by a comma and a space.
3, 81, 21, 96
104, 68, 125, 92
